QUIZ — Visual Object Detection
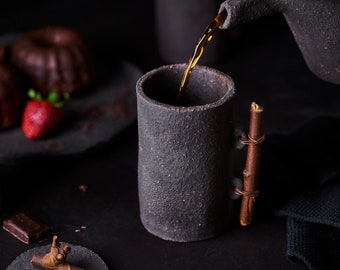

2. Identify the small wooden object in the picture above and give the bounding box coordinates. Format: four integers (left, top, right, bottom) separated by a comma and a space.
239, 102, 264, 226
31, 235, 84, 270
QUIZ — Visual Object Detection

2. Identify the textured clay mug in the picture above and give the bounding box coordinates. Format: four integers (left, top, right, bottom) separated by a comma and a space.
136, 64, 249, 242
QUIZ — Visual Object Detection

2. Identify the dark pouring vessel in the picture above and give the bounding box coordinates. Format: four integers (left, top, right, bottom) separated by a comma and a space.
219, 0, 340, 85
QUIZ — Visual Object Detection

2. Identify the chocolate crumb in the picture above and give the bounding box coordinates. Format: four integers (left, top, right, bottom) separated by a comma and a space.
82, 105, 103, 118
74, 225, 88, 233
44, 140, 64, 152
79, 122, 93, 133
38, 238, 49, 243
78, 184, 88, 192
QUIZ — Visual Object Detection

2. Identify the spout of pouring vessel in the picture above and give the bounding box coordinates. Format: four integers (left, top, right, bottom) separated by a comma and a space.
218, 0, 340, 85
218, 0, 283, 30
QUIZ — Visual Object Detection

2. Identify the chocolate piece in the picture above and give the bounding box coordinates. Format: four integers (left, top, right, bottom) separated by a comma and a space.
2, 213, 51, 244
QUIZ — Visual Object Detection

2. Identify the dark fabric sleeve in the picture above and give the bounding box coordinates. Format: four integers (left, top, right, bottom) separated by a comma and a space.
258, 116, 340, 270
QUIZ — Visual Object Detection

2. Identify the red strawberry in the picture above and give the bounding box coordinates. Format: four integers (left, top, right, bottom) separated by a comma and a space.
22, 89, 69, 140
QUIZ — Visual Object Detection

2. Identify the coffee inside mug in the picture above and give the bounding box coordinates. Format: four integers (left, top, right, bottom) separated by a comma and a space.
140, 64, 235, 107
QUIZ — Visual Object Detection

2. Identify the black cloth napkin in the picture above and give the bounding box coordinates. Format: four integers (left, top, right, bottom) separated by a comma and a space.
258, 116, 340, 270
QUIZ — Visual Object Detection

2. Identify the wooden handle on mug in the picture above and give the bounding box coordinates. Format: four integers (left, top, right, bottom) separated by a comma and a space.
237, 102, 264, 226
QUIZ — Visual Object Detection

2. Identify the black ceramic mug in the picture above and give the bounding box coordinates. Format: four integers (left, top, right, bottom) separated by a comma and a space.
136, 64, 245, 242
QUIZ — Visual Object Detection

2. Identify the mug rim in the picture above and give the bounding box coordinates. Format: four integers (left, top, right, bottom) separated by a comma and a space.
136, 63, 235, 111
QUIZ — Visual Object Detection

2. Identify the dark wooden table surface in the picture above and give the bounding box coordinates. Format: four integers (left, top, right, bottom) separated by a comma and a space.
1, 1, 339, 269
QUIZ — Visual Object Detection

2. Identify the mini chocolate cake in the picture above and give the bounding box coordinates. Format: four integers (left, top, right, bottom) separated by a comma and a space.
11, 26, 95, 96
0, 48, 25, 129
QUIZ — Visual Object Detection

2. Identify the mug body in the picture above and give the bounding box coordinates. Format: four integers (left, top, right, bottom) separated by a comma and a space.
136, 64, 236, 242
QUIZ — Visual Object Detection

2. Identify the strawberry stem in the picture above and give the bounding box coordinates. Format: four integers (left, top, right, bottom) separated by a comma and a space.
47, 91, 60, 103
27, 88, 70, 108
28, 88, 42, 100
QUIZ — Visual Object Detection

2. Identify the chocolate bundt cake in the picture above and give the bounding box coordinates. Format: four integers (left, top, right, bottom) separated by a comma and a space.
11, 26, 95, 96
0, 60, 24, 129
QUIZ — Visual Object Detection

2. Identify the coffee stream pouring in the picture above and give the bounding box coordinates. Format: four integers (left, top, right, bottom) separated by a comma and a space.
218, 0, 340, 85
177, 9, 227, 101
178, 0, 339, 101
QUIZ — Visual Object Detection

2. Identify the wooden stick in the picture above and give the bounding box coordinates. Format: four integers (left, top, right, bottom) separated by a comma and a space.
239, 102, 264, 226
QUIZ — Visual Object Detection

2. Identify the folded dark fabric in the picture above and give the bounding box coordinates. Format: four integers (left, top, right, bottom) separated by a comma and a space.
286, 215, 340, 270
258, 116, 340, 270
